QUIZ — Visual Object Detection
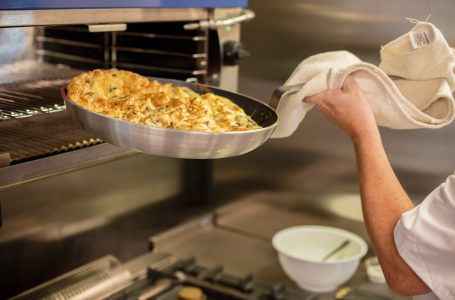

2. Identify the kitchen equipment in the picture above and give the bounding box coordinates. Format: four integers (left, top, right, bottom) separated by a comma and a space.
11, 215, 313, 300
335, 287, 392, 300
272, 225, 368, 292
0, 2, 256, 298
62, 78, 279, 159
0, 1, 434, 300
11, 256, 133, 300
0, 3, 254, 186
365, 257, 387, 284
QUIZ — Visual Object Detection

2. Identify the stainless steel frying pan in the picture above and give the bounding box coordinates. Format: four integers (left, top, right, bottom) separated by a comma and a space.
62, 77, 279, 159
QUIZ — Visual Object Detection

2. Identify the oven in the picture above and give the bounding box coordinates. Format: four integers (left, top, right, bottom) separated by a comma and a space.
0, 2, 266, 299
0, 2, 253, 174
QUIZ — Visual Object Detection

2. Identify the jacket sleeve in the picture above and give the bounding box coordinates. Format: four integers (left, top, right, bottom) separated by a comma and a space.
394, 172, 455, 299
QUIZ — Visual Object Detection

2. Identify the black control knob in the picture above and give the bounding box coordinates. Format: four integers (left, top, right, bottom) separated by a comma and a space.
223, 41, 250, 65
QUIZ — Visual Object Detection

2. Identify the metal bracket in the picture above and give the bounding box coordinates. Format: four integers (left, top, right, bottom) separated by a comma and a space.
185, 77, 199, 84
184, 9, 254, 30
88, 23, 127, 32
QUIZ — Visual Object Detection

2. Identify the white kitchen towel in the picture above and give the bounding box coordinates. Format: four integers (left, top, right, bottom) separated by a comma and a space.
380, 22, 455, 87
272, 22, 455, 138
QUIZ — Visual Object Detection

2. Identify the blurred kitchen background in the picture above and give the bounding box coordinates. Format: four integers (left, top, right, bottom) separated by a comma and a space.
218, 0, 455, 201
1, 0, 455, 299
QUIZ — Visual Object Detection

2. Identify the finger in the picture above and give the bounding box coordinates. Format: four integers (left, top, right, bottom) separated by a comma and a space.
341, 76, 351, 92
305, 92, 325, 104
342, 75, 358, 92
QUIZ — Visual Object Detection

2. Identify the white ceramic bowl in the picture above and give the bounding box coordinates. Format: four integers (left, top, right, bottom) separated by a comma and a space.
272, 225, 368, 292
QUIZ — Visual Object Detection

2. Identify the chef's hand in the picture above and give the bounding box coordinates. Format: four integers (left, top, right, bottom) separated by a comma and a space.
305, 76, 378, 141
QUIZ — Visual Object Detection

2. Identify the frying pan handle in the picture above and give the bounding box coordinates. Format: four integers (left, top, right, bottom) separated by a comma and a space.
269, 83, 305, 109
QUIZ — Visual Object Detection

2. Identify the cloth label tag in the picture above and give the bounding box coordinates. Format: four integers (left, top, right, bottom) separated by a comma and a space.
409, 30, 430, 49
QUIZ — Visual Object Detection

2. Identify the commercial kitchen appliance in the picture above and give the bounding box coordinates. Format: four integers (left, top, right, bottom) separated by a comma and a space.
0, 1, 271, 298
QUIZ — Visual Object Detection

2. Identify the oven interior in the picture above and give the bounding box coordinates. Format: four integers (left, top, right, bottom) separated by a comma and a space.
0, 21, 211, 167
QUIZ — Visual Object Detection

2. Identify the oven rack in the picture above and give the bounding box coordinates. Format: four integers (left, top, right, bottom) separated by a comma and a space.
0, 63, 134, 188
0, 77, 68, 121
36, 22, 209, 82
0, 60, 82, 121
0, 111, 103, 166
0, 62, 106, 165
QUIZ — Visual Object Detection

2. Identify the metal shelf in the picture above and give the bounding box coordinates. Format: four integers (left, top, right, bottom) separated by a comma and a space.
0, 62, 135, 189
0, 8, 210, 27
0, 1, 247, 10
0, 142, 133, 191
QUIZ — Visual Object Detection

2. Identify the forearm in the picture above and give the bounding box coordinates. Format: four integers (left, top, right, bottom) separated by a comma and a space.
352, 130, 430, 295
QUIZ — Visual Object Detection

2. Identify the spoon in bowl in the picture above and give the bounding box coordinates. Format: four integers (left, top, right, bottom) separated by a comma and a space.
322, 239, 351, 261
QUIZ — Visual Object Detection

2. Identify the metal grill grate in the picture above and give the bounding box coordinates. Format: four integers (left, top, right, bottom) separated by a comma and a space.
0, 80, 66, 120
0, 65, 103, 166
0, 112, 102, 166
0, 60, 82, 120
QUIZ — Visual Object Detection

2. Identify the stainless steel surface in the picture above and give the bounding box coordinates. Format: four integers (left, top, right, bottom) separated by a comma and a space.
151, 206, 405, 300
36, 49, 104, 65
175, 271, 251, 300
0, 111, 103, 163
113, 61, 207, 76
0, 154, 182, 243
62, 78, 278, 159
124, 253, 176, 284
0, 9, 209, 27
0, 143, 131, 190
88, 23, 127, 33
211, 9, 243, 91
0, 4, 245, 299
11, 255, 132, 300
110, 22, 209, 80
335, 287, 392, 300
184, 9, 255, 30
150, 215, 312, 297
0, 153, 204, 298
0, 85, 65, 119
0, 61, 81, 119
37, 21, 210, 80
11, 251, 184, 300
36, 25, 109, 70
138, 278, 173, 300
0, 60, 82, 87
0, 70, 125, 172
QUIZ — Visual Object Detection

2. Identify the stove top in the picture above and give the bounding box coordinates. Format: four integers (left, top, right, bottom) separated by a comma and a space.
109, 255, 306, 300
11, 210, 398, 300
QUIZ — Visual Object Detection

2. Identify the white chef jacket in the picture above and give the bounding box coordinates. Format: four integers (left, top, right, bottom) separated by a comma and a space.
394, 171, 455, 300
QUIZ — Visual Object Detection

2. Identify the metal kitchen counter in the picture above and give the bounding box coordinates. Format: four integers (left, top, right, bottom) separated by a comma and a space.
150, 192, 408, 299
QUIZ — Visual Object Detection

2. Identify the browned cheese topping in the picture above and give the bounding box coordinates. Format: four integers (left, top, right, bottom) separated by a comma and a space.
67, 69, 262, 132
